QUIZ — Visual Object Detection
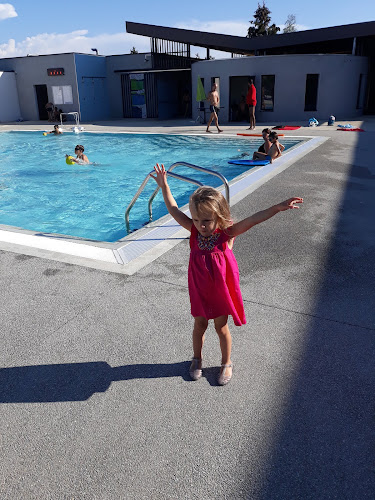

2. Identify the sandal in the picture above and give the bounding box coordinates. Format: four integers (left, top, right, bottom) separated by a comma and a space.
217, 363, 233, 386
189, 358, 202, 381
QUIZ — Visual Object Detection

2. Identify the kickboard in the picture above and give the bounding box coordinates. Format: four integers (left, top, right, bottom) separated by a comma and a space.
228, 159, 270, 166
272, 126, 301, 130
337, 128, 364, 132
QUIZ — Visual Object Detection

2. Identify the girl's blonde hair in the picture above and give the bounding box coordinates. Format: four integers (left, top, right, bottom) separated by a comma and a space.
189, 186, 232, 230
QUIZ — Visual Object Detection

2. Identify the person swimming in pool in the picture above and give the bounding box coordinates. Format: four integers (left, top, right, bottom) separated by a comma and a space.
252, 131, 285, 163
45, 125, 62, 135
66, 145, 89, 164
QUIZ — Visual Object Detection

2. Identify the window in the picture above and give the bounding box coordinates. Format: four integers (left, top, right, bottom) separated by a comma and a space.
52, 85, 73, 105
261, 75, 275, 111
304, 74, 319, 112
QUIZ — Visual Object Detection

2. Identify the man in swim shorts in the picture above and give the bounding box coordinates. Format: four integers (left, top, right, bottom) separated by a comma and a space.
206, 83, 223, 133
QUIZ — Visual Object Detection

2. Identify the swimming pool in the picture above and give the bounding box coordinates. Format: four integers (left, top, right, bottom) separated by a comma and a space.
0, 131, 303, 242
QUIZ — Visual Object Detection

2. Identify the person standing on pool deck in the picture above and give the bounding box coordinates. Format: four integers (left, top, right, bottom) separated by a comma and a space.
150, 163, 303, 385
66, 145, 89, 164
246, 80, 257, 130
206, 83, 223, 133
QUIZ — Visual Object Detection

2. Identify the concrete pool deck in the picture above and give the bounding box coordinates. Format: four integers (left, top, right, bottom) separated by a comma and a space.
0, 118, 374, 499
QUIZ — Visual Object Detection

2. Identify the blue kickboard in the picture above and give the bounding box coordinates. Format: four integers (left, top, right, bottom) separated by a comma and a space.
228, 159, 270, 166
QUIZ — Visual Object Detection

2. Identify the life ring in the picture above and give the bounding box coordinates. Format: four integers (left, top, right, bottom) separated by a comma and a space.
66, 156, 75, 165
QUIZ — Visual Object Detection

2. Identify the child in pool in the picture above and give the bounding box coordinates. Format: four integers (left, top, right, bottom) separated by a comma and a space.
66, 144, 89, 164
150, 163, 303, 386
45, 125, 62, 135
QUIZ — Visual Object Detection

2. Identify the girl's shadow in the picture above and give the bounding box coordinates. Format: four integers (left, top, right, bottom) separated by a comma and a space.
0, 361, 195, 403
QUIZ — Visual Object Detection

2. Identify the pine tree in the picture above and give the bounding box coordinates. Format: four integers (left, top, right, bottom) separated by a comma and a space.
283, 14, 297, 33
247, 2, 280, 38
130, 47, 138, 54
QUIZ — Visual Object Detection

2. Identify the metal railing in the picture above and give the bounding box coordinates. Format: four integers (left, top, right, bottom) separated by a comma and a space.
124, 162, 230, 234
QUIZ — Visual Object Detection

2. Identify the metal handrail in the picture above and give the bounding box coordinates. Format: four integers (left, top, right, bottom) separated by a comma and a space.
124, 162, 230, 234
125, 170, 203, 233
148, 162, 230, 221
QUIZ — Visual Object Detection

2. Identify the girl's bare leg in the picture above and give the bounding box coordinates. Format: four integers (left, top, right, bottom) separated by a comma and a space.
214, 315, 232, 377
189, 317, 208, 380
193, 316, 208, 361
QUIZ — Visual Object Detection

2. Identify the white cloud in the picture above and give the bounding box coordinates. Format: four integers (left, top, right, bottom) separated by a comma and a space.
174, 20, 249, 60
175, 19, 249, 37
0, 3, 17, 21
0, 30, 150, 58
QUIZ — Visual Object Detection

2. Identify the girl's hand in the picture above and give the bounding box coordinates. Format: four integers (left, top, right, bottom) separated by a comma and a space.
277, 197, 303, 211
149, 163, 168, 188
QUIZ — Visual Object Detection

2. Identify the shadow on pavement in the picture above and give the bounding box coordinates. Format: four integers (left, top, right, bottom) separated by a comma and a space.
0, 361, 191, 403
255, 130, 375, 498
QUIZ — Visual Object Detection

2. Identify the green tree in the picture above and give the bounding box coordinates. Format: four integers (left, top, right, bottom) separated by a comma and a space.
283, 14, 297, 33
130, 47, 138, 54
247, 2, 280, 38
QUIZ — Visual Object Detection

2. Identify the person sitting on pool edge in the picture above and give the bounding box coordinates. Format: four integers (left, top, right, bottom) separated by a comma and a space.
238, 127, 272, 158
45, 125, 62, 135
66, 145, 89, 164
258, 128, 272, 154
252, 131, 285, 163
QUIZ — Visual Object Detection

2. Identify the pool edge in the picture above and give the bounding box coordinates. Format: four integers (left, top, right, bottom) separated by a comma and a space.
0, 135, 328, 275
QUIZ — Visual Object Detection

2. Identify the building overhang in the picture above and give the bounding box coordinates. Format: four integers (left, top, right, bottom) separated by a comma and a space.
126, 20, 375, 55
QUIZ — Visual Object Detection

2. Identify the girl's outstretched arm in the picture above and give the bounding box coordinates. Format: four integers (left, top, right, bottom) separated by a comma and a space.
149, 163, 192, 231
228, 197, 303, 237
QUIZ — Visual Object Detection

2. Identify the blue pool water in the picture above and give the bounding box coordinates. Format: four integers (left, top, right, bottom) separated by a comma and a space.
0, 131, 303, 241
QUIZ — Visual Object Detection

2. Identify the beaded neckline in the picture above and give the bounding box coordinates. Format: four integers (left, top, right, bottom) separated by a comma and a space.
197, 230, 220, 251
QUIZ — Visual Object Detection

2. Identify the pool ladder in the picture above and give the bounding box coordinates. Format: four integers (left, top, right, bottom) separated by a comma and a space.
125, 162, 230, 234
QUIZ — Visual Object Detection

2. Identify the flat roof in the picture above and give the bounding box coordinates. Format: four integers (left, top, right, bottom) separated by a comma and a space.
126, 21, 375, 55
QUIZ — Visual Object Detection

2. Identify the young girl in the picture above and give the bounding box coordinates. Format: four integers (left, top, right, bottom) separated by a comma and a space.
150, 163, 303, 386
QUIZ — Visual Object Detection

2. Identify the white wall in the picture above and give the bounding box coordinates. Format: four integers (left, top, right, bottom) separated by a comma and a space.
0, 72, 21, 122
191, 54, 368, 123
0, 54, 78, 121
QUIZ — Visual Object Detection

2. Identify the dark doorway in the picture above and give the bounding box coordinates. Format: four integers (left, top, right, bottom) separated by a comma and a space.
304, 74, 319, 112
157, 71, 191, 120
229, 75, 255, 122
364, 57, 375, 114
35, 85, 49, 120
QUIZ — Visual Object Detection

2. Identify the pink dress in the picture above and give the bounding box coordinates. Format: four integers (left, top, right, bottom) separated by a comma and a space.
188, 225, 246, 326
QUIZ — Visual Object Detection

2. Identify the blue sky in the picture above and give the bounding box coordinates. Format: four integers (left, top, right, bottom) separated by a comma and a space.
0, 1, 374, 58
